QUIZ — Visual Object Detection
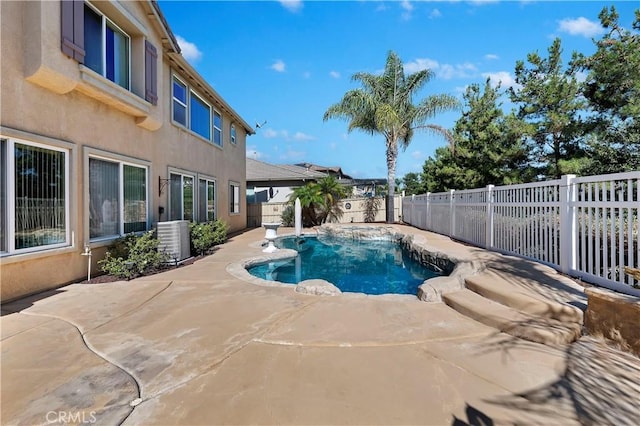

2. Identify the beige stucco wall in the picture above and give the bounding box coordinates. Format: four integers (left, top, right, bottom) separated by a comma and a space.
0, 1, 249, 302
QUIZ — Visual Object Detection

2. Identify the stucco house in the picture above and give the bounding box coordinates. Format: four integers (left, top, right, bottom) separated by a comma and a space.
0, 0, 254, 301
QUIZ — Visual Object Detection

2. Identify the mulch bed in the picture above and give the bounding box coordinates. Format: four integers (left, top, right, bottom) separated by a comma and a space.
78, 255, 204, 284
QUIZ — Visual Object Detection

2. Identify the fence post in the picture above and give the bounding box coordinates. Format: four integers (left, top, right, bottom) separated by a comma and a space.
485, 185, 494, 249
410, 194, 415, 225
425, 192, 431, 230
559, 174, 577, 274
449, 189, 455, 237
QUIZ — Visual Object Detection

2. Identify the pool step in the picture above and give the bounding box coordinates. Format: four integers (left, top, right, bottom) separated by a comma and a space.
443, 290, 582, 346
465, 274, 584, 325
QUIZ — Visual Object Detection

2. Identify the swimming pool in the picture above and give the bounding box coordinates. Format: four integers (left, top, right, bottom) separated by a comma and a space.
248, 236, 442, 295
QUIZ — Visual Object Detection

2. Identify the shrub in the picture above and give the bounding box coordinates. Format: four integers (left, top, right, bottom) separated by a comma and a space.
281, 205, 295, 227
189, 219, 229, 255
98, 231, 169, 280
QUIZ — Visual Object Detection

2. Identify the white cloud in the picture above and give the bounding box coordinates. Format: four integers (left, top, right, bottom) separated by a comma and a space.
482, 71, 517, 89
403, 58, 440, 74
375, 3, 388, 12
400, 0, 414, 20
469, 0, 500, 5
404, 58, 477, 80
484, 53, 499, 60
558, 17, 604, 38
279, 150, 306, 161
429, 8, 442, 19
278, 0, 303, 13
176, 35, 202, 63
575, 71, 588, 83
329, 71, 341, 79
262, 128, 314, 142
292, 132, 315, 141
270, 60, 286, 72
263, 128, 280, 139
246, 146, 263, 159
411, 150, 423, 160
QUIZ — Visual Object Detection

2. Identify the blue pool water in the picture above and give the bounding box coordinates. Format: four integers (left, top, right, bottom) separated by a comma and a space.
248, 236, 442, 295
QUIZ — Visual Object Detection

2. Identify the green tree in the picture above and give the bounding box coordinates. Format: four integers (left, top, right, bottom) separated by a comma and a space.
510, 38, 586, 179
450, 79, 531, 188
323, 50, 460, 223
289, 176, 348, 226
400, 172, 423, 195
289, 183, 323, 227
316, 176, 348, 223
571, 6, 640, 174
420, 80, 532, 192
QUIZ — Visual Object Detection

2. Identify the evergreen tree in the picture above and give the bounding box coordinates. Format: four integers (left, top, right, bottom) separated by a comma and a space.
419, 80, 531, 192
510, 38, 586, 179
572, 7, 640, 174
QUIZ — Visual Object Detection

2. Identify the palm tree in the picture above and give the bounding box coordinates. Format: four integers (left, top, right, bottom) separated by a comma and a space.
289, 183, 323, 227
289, 176, 349, 226
323, 50, 460, 223
316, 176, 348, 223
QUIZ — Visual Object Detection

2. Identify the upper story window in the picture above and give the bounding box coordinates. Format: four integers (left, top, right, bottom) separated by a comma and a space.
230, 124, 236, 145
172, 75, 222, 144
84, 3, 130, 90
213, 111, 223, 146
190, 93, 211, 140
172, 77, 188, 126
60, 1, 158, 105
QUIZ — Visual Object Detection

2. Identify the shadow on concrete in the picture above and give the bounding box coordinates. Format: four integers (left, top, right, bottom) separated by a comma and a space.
477, 334, 639, 425
452, 403, 495, 426
467, 247, 587, 306
1, 289, 65, 316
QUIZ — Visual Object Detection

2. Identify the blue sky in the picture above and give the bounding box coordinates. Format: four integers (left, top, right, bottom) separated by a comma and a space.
158, 0, 639, 179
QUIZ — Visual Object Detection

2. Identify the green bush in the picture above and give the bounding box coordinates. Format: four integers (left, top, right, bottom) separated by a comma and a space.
98, 231, 169, 280
189, 219, 229, 255
281, 205, 295, 227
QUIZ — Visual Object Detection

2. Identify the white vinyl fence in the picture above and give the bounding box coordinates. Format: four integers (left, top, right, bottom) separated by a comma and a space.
402, 172, 640, 296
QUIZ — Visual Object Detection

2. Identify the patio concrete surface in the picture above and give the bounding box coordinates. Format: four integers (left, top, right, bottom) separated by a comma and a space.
2, 225, 639, 425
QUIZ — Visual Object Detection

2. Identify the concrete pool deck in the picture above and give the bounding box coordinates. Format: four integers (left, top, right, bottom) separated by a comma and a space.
1, 225, 639, 425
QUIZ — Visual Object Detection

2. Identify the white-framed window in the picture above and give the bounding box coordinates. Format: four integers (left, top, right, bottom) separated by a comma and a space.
171, 75, 221, 143
169, 172, 195, 221
213, 111, 223, 146
172, 76, 188, 126
88, 156, 148, 240
1, 137, 70, 254
84, 2, 131, 90
230, 124, 236, 145
190, 92, 211, 140
229, 182, 240, 214
198, 178, 216, 222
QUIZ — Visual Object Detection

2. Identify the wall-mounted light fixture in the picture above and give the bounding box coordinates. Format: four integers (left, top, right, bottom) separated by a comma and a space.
159, 176, 171, 196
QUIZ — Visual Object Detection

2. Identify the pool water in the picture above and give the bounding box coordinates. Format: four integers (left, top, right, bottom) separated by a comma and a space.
248, 236, 442, 295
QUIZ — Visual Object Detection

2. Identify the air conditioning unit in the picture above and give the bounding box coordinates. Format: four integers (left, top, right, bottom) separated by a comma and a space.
157, 220, 191, 262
